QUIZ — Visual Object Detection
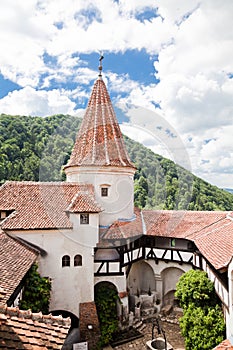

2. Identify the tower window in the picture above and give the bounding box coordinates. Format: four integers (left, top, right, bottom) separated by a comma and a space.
62, 255, 70, 267
101, 187, 108, 197
80, 213, 89, 224
74, 254, 82, 266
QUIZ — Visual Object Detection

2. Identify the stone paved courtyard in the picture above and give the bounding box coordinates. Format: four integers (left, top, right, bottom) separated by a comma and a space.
111, 318, 185, 350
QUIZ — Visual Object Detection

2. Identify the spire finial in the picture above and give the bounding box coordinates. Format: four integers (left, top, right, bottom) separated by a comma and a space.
98, 54, 104, 76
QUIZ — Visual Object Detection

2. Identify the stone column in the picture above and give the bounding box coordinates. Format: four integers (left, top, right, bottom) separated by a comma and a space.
154, 274, 163, 301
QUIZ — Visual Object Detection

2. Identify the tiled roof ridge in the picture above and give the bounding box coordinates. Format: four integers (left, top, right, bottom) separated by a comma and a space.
7, 232, 46, 256
185, 214, 227, 240
142, 209, 230, 214
101, 207, 143, 240
141, 209, 230, 240
66, 191, 86, 211
0, 304, 71, 326
226, 212, 233, 221
2, 180, 92, 187
0, 211, 16, 227
66, 191, 102, 213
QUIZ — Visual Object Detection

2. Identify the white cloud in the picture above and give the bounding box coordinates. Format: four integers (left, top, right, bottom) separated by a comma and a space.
0, 87, 76, 117
150, 0, 233, 187
0, 0, 232, 187
0, 0, 173, 87
120, 106, 192, 172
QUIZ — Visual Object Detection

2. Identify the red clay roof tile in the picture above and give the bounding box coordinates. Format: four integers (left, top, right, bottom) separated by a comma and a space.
143, 210, 233, 270
66, 192, 102, 213
0, 181, 97, 230
64, 77, 135, 169
213, 339, 233, 349
101, 208, 233, 270
102, 207, 143, 240
0, 230, 38, 303
0, 306, 70, 349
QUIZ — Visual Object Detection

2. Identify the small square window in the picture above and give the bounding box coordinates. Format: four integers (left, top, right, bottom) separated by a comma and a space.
101, 187, 108, 197
80, 213, 89, 225
171, 238, 176, 247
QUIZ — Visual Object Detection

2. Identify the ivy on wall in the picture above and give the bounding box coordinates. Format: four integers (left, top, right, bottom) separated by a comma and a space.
95, 283, 119, 347
19, 263, 51, 314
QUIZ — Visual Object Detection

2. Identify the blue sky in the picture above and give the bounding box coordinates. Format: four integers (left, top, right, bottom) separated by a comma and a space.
0, 0, 232, 189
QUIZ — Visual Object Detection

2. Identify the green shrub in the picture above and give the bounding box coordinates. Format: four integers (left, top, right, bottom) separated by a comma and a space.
175, 269, 225, 350
175, 269, 217, 308
180, 303, 225, 350
19, 263, 51, 314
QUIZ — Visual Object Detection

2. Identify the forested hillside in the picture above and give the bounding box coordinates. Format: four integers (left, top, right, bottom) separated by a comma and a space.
1, 113, 233, 211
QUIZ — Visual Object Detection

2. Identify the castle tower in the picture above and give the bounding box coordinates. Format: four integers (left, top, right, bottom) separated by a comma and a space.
64, 58, 136, 227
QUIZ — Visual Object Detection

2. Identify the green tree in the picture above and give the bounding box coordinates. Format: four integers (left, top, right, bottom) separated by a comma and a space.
1, 114, 233, 211
175, 270, 225, 350
179, 303, 225, 350
19, 263, 51, 314
175, 269, 217, 308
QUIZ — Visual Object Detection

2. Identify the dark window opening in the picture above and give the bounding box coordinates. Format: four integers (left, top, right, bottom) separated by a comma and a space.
74, 254, 82, 266
101, 187, 108, 197
80, 213, 89, 224
62, 255, 70, 267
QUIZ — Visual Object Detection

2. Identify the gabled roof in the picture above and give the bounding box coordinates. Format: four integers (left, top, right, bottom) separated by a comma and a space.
0, 230, 38, 304
64, 76, 135, 169
66, 192, 102, 213
100, 209, 233, 271
193, 213, 233, 270
143, 210, 233, 270
142, 210, 227, 239
0, 181, 98, 230
0, 304, 70, 349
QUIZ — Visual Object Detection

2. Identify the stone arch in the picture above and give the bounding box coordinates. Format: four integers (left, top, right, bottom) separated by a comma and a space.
94, 281, 121, 327
50, 309, 79, 328
127, 260, 156, 295
94, 280, 118, 295
160, 267, 184, 306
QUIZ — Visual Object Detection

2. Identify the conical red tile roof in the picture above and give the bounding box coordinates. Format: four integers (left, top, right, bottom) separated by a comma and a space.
65, 76, 135, 168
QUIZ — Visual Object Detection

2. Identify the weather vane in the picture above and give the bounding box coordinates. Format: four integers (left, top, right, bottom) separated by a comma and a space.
98, 53, 104, 76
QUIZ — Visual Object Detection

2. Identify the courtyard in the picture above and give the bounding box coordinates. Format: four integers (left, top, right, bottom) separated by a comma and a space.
107, 316, 185, 350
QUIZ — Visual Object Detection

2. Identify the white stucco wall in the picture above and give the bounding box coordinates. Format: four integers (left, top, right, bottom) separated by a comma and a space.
65, 166, 135, 227
94, 274, 127, 294
9, 220, 99, 318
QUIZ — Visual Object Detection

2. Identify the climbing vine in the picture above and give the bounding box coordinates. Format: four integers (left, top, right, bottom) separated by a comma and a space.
95, 284, 119, 347
19, 263, 51, 314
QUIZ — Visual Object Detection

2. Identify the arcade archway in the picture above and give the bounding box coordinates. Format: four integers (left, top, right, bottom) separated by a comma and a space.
161, 267, 184, 306
127, 260, 156, 295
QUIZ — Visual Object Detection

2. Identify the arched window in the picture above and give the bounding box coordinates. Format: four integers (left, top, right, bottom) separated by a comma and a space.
62, 255, 70, 267
74, 254, 82, 267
